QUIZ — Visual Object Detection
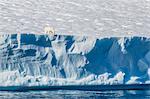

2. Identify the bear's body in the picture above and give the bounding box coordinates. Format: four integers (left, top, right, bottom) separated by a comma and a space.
44, 26, 55, 35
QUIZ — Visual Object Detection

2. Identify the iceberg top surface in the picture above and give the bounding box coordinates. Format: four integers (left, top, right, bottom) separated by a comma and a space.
0, 0, 150, 36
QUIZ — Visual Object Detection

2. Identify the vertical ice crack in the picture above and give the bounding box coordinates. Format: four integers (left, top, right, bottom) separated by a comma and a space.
17, 33, 21, 49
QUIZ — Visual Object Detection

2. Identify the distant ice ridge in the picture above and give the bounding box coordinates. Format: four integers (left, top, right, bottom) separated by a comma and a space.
0, 34, 149, 86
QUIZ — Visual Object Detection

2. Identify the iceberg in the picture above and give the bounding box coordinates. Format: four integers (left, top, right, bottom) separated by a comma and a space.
0, 34, 149, 86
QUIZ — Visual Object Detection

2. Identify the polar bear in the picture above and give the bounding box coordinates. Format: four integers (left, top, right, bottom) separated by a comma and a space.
44, 25, 55, 35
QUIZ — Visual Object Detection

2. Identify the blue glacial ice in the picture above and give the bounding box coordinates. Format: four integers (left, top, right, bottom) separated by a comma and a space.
0, 34, 149, 86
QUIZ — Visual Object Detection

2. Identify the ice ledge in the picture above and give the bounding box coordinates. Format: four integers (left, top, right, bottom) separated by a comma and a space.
0, 32, 150, 38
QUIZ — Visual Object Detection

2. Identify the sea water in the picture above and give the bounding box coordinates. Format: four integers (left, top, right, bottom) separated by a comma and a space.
0, 90, 149, 99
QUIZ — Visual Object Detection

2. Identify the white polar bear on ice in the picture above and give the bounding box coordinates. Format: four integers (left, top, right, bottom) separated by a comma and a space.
44, 25, 55, 35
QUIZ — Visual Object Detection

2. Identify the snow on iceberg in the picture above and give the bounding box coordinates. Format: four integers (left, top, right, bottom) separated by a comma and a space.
0, 34, 149, 86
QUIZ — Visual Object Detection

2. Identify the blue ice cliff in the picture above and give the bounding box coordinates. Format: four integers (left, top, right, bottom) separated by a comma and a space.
0, 34, 149, 86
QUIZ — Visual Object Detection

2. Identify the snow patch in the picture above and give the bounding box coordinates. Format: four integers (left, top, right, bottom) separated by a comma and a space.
117, 38, 127, 54
126, 76, 142, 84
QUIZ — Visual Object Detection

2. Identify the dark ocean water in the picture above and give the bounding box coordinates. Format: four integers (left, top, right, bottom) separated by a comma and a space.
0, 90, 149, 99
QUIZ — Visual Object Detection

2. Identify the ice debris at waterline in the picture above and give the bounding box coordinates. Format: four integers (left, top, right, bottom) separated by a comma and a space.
0, 34, 150, 86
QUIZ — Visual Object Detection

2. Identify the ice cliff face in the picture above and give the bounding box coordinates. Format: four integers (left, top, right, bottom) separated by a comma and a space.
0, 34, 149, 86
